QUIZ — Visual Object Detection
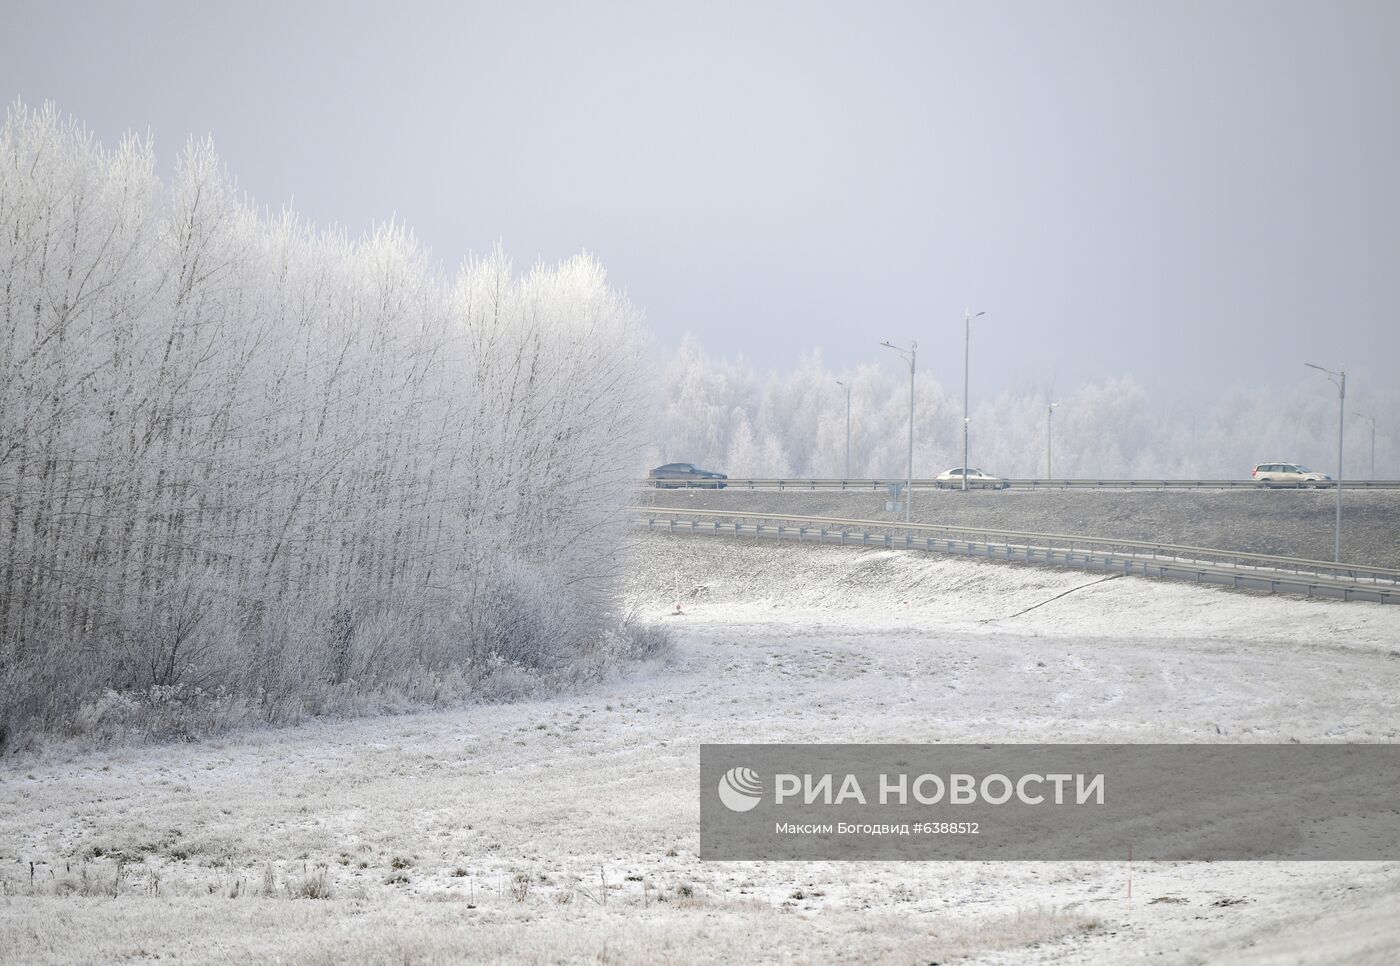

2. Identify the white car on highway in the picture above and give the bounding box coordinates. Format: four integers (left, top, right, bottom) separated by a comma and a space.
934, 467, 1008, 489
1251, 462, 1332, 488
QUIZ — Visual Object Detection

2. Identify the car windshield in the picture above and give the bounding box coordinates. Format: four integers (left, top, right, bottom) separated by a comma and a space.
1296, 465, 1312, 472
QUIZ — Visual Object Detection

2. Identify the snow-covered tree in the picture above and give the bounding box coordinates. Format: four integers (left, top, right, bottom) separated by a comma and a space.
0, 102, 650, 742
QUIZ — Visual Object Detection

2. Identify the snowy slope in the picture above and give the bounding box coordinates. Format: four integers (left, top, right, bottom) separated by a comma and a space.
3, 533, 1398, 964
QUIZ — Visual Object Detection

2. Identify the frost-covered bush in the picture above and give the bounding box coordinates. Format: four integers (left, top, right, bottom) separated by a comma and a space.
0, 102, 650, 746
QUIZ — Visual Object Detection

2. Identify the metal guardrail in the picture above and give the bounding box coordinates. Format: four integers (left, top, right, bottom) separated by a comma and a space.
644, 478, 1400, 491
636, 507, 1400, 605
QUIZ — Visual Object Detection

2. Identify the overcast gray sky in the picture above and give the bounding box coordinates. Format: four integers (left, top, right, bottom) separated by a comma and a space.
4, 0, 1397, 396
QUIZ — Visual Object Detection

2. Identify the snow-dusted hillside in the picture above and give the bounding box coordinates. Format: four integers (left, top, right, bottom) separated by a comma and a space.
3, 535, 1398, 963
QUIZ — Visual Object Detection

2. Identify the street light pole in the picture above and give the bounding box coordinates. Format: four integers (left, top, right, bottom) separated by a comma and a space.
1047, 402, 1058, 478
962, 309, 986, 491
1355, 412, 1376, 481
836, 380, 852, 480
880, 341, 917, 525
1305, 363, 1346, 562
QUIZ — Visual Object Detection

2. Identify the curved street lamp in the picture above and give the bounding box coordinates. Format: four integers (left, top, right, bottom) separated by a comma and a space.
836, 380, 852, 480
1305, 362, 1346, 562
880, 341, 916, 525
962, 309, 987, 491
1354, 412, 1376, 481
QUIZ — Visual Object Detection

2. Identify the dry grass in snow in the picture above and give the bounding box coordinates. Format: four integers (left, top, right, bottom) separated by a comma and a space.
3, 533, 1399, 963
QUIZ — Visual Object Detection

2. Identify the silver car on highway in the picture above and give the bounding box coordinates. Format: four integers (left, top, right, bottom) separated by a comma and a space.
648, 462, 729, 488
1251, 462, 1332, 488
934, 467, 1008, 489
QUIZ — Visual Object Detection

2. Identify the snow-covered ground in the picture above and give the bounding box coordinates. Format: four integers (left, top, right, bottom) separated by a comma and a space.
3, 534, 1399, 964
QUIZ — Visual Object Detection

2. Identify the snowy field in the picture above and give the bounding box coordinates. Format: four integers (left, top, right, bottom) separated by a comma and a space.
4, 533, 1400, 964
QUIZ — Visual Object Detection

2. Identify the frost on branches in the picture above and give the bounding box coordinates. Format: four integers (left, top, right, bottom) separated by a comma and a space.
0, 103, 651, 744
650, 338, 1397, 480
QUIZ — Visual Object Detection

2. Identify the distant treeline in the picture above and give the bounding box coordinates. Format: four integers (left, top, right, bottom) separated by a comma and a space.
651, 337, 1397, 480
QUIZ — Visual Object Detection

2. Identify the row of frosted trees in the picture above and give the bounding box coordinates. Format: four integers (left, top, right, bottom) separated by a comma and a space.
0, 103, 648, 742
651, 337, 1398, 480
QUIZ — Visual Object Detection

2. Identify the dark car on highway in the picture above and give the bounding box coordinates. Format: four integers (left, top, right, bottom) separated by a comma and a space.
648, 462, 728, 488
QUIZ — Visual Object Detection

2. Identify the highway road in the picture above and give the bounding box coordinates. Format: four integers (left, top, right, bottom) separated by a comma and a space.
645, 477, 1400, 491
